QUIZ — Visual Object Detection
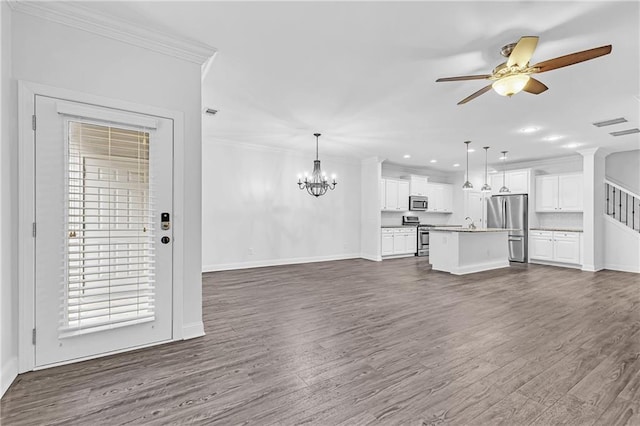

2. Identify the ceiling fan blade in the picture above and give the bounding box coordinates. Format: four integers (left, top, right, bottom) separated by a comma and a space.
523, 78, 548, 94
531, 45, 612, 73
507, 36, 539, 68
458, 84, 493, 105
436, 75, 491, 82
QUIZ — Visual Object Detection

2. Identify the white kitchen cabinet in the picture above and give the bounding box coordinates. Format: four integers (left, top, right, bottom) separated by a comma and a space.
409, 175, 429, 196
381, 229, 394, 256
529, 230, 581, 265
393, 230, 406, 253
490, 173, 504, 194
508, 170, 530, 194
490, 169, 531, 195
535, 173, 583, 212
381, 228, 417, 257
558, 174, 583, 211
398, 181, 410, 211
384, 179, 398, 210
553, 232, 581, 264
535, 175, 558, 211
406, 230, 417, 253
529, 231, 554, 261
381, 178, 410, 211
425, 182, 453, 213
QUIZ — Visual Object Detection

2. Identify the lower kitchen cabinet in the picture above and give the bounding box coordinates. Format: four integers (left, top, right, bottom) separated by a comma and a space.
529, 230, 581, 266
381, 229, 394, 256
381, 228, 417, 257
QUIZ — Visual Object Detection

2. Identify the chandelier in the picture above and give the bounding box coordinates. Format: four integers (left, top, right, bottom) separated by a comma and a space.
297, 133, 337, 197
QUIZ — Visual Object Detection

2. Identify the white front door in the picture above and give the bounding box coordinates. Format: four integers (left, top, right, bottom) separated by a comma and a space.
34, 96, 174, 367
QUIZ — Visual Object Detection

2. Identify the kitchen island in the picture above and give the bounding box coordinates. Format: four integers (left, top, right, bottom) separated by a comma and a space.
429, 228, 510, 275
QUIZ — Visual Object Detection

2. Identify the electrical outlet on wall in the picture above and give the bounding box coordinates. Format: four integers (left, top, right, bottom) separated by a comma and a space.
248, 248, 254, 255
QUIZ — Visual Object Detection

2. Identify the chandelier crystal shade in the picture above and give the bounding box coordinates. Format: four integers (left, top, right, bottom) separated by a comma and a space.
499, 150, 510, 193
462, 141, 473, 190
481, 146, 492, 193
297, 133, 337, 197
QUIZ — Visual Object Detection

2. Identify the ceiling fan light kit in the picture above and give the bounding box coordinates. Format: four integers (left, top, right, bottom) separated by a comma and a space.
492, 74, 530, 97
436, 36, 612, 104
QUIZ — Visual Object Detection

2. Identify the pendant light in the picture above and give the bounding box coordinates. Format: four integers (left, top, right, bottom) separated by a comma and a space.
462, 141, 473, 190
297, 133, 337, 197
481, 146, 491, 192
499, 150, 510, 193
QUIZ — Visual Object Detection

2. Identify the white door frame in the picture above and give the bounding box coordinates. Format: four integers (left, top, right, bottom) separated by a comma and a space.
18, 81, 186, 373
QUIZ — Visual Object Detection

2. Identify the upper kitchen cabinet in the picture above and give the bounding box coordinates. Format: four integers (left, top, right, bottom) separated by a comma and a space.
535, 173, 583, 212
490, 169, 531, 195
409, 175, 429, 196
381, 178, 410, 211
425, 182, 453, 213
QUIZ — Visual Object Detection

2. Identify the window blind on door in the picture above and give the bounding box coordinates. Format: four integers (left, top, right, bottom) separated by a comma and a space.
62, 121, 156, 337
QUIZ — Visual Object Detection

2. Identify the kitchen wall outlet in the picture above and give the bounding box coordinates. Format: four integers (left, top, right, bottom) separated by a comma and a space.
248, 248, 254, 255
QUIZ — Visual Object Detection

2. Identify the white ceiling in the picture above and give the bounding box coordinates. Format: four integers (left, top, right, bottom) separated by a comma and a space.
85, 1, 639, 169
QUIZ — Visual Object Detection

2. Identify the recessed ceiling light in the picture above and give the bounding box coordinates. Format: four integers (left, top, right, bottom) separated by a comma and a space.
467, 148, 475, 153
430, 159, 437, 163
610, 128, 640, 137
592, 117, 627, 127
543, 135, 562, 142
453, 163, 460, 167
564, 143, 581, 149
520, 126, 539, 133
403, 154, 411, 159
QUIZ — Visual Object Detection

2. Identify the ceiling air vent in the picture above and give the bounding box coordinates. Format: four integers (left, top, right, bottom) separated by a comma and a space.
592, 117, 627, 127
609, 128, 640, 137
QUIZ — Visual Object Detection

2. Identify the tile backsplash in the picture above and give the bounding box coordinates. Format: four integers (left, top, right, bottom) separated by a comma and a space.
381, 211, 453, 227
535, 212, 583, 229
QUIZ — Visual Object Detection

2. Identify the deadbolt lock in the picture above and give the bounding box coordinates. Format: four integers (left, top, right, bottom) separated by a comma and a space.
161, 212, 171, 230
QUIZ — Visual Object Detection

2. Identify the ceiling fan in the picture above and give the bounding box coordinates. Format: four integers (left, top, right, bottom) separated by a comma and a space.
436, 36, 612, 105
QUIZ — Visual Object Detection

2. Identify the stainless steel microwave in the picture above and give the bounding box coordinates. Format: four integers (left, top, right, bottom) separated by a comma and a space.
409, 196, 428, 211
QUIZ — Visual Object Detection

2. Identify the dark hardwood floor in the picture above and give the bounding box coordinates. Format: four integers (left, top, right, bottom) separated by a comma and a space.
2, 258, 639, 425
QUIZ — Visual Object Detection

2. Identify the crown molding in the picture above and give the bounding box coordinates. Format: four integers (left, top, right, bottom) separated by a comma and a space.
7, 0, 217, 65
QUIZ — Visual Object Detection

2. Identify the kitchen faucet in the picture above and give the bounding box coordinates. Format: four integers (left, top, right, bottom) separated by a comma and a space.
465, 217, 476, 230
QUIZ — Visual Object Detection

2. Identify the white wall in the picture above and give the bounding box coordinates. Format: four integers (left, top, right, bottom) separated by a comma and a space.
381, 161, 455, 184
606, 149, 640, 195
604, 216, 640, 273
7, 10, 205, 378
361, 157, 381, 261
202, 141, 361, 271
1, 1, 18, 398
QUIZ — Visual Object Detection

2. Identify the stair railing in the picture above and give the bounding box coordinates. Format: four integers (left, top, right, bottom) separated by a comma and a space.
605, 179, 640, 232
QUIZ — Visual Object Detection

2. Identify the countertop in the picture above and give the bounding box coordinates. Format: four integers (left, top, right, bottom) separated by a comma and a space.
531, 227, 584, 233
429, 227, 514, 233
381, 225, 459, 229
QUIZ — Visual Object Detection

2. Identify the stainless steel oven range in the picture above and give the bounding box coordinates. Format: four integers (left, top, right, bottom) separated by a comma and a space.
417, 225, 430, 256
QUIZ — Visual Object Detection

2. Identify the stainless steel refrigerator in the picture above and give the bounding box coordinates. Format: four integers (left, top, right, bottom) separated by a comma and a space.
487, 194, 528, 262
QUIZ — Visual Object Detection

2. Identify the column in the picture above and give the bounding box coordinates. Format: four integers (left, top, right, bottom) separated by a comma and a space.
580, 148, 606, 272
